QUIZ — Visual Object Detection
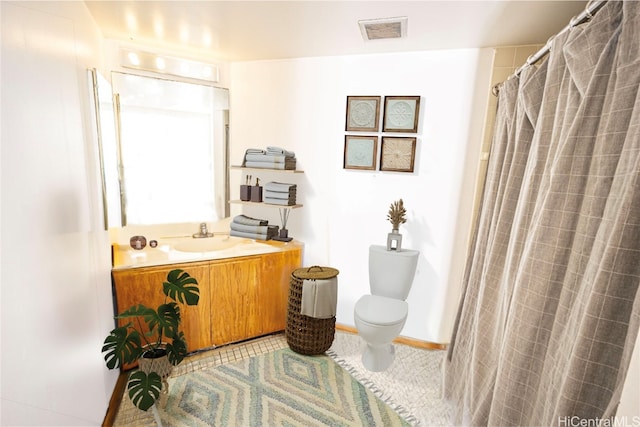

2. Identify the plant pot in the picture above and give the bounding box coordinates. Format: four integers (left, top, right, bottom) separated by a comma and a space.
138, 348, 173, 384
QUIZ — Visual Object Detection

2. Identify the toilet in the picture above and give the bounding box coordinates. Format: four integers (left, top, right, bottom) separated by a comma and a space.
354, 245, 419, 371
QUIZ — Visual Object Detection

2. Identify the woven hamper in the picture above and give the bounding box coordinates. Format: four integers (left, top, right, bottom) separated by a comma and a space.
286, 265, 339, 355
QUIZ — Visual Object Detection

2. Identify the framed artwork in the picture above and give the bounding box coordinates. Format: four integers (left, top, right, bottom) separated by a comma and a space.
345, 96, 381, 132
344, 135, 378, 170
383, 96, 420, 133
380, 137, 416, 172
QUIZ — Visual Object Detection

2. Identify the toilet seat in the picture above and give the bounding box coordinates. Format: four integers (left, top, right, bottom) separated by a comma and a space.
355, 295, 408, 326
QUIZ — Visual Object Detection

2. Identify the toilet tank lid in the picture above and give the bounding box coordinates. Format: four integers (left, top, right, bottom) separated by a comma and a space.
355, 295, 408, 325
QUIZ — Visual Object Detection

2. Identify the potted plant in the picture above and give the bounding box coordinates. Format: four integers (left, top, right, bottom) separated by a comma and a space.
386, 199, 407, 251
102, 268, 199, 412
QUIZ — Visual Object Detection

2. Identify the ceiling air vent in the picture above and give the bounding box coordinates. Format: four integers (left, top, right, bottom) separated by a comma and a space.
358, 17, 408, 41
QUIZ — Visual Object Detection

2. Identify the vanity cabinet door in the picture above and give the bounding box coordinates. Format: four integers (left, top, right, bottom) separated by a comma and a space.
208, 249, 302, 346
209, 257, 261, 346
258, 249, 302, 334
112, 262, 212, 362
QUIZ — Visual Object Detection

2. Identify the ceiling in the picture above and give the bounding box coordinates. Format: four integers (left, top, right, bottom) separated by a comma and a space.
85, 1, 589, 62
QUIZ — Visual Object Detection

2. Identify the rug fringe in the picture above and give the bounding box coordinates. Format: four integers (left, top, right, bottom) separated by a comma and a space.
326, 349, 421, 427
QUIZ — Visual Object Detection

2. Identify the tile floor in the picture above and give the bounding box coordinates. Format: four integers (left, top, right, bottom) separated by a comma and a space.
113, 331, 451, 426
172, 333, 289, 377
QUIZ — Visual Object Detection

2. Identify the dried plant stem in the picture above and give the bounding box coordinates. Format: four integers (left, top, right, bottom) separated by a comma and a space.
387, 199, 407, 230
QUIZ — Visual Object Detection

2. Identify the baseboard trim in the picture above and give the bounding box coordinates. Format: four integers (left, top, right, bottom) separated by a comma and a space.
335, 323, 448, 351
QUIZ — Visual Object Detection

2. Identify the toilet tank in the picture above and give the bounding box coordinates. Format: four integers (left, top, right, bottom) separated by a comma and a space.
368, 245, 419, 300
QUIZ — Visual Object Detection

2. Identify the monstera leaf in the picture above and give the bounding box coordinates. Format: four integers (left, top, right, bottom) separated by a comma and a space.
127, 370, 162, 411
165, 331, 188, 365
144, 302, 180, 338
102, 325, 142, 368
163, 269, 200, 305
116, 304, 156, 321
102, 268, 199, 411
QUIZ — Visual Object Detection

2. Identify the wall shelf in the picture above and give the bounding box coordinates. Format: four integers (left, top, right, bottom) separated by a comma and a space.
230, 165, 303, 240
229, 200, 303, 209
230, 165, 304, 173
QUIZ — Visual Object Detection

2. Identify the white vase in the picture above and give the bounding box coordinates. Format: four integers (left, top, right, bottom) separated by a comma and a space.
387, 229, 402, 251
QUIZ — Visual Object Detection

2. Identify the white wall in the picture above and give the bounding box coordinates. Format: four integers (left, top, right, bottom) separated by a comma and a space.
617, 330, 640, 421
230, 49, 494, 343
1, 2, 117, 424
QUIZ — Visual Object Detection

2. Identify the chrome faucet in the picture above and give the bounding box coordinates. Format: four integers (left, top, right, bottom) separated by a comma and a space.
193, 222, 214, 238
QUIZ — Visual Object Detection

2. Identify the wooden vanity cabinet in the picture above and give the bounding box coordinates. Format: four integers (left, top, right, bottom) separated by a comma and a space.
111, 247, 302, 361
111, 262, 212, 367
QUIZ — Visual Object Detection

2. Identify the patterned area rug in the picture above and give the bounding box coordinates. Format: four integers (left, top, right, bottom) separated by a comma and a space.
328, 332, 451, 426
160, 348, 411, 426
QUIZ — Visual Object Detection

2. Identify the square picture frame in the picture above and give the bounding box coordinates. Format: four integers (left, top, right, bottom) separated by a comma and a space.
344, 135, 378, 170
345, 96, 381, 132
380, 136, 416, 172
383, 96, 420, 133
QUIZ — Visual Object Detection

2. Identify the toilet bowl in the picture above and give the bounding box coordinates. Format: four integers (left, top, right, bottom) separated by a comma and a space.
354, 245, 419, 372
354, 295, 408, 371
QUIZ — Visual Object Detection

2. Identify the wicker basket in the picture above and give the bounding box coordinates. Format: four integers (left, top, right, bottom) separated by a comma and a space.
286, 265, 340, 355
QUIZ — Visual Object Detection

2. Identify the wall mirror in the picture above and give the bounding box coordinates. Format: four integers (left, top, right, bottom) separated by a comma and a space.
90, 70, 229, 227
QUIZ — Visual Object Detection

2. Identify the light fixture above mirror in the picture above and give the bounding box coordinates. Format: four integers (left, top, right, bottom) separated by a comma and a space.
119, 48, 219, 83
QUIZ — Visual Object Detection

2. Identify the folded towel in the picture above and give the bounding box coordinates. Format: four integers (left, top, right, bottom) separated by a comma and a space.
232, 214, 268, 226
230, 230, 268, 240
265, 187, 296, 194
242, 149, 266, 166
243, 157, 295, 166
264, 182, 297, 192
264, 197, 296, 206
230, 227, 278, 241
300, 277, 338, 319
264, 196, 296, 203
245, 153, 291, 163
267, 146, 295, 157
230, 222, 275, 234
264, 190, 296, 200
244, 160, 296, 170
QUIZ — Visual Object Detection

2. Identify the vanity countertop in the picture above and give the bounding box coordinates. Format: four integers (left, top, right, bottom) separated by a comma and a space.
112, 235, 304, 270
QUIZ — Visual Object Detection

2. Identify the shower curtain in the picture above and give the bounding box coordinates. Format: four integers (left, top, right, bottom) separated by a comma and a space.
444, 2, 640, 426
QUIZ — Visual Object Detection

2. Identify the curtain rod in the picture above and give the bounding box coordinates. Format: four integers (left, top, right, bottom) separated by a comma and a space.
493, 0, 608, 95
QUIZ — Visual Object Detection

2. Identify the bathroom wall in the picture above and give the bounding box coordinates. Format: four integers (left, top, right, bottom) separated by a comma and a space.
1, 2, 117, 424
230, 49, 494, 343
467, 44, 543, 230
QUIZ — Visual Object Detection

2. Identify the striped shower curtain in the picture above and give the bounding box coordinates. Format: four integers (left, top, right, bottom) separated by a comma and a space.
444, 2, 640, 426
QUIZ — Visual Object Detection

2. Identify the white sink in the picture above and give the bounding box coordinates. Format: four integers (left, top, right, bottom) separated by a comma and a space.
173, 237, 241, 253
112, 234, 287, 269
